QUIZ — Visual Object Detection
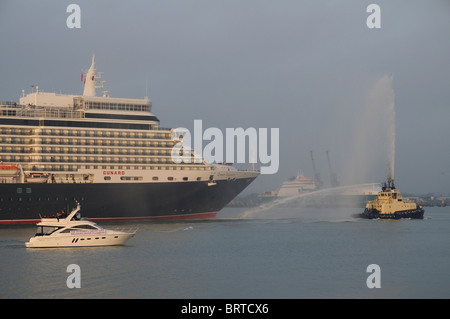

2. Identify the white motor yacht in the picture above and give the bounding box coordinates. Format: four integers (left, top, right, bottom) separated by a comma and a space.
25, 203, 136, 248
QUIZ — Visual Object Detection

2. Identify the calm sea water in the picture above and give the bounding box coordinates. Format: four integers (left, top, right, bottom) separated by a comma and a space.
1, 206, 449, 299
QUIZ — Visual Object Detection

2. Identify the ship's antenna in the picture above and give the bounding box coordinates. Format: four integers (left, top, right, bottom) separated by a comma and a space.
145, 74, 149, 100
251, 146, 255, 171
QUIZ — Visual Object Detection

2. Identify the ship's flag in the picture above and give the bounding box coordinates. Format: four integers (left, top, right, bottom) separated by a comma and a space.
81, 73, 84, 82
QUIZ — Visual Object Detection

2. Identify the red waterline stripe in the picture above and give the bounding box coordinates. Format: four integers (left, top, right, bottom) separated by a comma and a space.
0, 212, 218, 225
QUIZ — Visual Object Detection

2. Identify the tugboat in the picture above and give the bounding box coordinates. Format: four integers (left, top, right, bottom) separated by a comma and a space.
25, 203, 137, 248
359, 175, 424, 220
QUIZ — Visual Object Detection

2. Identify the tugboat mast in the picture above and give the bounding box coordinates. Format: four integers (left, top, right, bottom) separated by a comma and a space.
385, 163, 395, 190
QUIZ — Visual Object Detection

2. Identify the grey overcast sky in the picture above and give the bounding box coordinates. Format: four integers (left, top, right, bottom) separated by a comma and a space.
1, 1, 449, 194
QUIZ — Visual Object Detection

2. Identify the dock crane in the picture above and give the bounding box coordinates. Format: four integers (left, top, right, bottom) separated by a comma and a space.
326, 150, 339, 187
309, 150, 323, 189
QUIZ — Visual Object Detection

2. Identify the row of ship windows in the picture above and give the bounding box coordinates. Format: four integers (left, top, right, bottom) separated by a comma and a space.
1, 196, 85, 202
1, 147, 176, 155
0, 137, 175, 147
3, 188, 85, 202
0, 128, 170, 139
0, 155, 200, 164
104, 176, 205, 181
21, 165, 210, 171
82, 101, 151, 112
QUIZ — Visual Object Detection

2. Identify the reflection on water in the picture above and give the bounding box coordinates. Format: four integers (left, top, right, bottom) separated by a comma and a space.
1, 207, 449, 298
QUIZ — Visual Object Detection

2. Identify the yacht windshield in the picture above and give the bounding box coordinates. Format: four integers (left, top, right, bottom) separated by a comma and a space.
35, 226, 61, 236
72, 224, 100, 230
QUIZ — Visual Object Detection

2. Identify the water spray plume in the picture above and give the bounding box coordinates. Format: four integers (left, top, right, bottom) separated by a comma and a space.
240, 183, 380, 219
345, 74, 395, 185
378, 74, 395, 181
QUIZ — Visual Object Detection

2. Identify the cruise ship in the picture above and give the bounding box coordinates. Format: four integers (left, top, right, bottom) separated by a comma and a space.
0, 55, 259, 224
258, 170, 379, 207
276, 172, 316, 197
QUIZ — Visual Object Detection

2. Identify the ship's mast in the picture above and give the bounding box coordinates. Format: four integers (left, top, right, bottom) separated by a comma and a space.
83, 54, 96, 97
386, 163, 395, 189
83, 54, 104, 97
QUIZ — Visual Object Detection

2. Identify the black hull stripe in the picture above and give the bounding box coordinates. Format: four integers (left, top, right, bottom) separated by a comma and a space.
360, 208, 424, 219
0, 178, 256, 223
0, 118, 153, 130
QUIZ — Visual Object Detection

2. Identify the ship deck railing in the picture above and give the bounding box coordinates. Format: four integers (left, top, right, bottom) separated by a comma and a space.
0, 103, 84, 119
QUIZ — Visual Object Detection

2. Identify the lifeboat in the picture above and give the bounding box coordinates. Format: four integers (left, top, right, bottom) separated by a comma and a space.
25, 173, 49, 183
0, 165, 20, 176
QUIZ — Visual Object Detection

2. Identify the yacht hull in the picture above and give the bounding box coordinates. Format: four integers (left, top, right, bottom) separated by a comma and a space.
25, 232, 135, 248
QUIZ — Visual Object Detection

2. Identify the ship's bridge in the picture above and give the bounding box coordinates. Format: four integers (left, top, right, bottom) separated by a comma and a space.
73, 96, 152, 113
73, 95, 159, 125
